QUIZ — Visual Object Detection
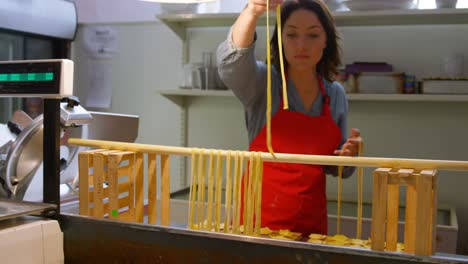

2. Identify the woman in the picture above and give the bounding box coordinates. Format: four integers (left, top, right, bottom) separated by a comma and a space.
216, 0, 362, 236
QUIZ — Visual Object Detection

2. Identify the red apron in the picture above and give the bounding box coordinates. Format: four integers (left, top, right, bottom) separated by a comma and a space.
249, 76, 342, 236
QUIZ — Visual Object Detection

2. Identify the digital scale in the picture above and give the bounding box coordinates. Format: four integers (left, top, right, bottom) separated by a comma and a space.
0, 59, 80, 219
0, 59, 73, 98
0, 59, 81, 264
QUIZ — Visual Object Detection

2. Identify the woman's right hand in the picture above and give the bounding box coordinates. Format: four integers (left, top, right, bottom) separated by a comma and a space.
246, 0, 283, 18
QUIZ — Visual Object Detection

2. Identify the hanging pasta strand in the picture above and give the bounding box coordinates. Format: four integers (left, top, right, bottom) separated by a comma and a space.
202, 150, 209, 229
356, 141, 364, 239
196, 149, 205, 229
188, 148, 199, 229
249, 152, 259, 235
276, 5, 288, 110
224, 151, 233, 233
254, 152, 263, 234
206, 150, 215, 231
237, 152, 245, 233
266, 0, 275, 157
245, 152, 255, 235
214, 150, 223, 232
232, 151, 241, 234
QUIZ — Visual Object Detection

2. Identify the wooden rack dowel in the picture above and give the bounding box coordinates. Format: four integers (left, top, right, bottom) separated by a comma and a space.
69, 138, 468, 171
161, 154, 171, 226
147, 153, 157, 225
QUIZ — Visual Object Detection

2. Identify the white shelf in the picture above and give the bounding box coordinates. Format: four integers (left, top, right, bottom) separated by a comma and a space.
347, 93, 468, 102
159, 89, 233, 97
158, 89, 468, 103
158, 8, 468, 40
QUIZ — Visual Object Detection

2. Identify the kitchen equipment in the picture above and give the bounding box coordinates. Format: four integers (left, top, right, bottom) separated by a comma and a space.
422, 78, 468, 94
436, 0, 458, 8
354, 72, 405, 94
0, 113, 89, 200
160, 3, 199, 13
323, 0, 348, 11
0, 110, 139, 201
181, 63, 202, 89
345, 0, 417, 11
201, 51, 216, 90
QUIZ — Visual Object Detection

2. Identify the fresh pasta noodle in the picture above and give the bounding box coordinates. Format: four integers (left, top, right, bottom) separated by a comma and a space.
276, 5, 288, 110
201, 150, 208, 229
188, 148, 198, 229
214, 150, 223, 232
254, 152, 263, 234
237, 152, 245, 234
187, 149, 263, 237
265, 3, 288, 156
206, 150, 215, 231
245, 152, 255, 235
232, 151, 241, 233
197, 149, 205, 229
266, 1, 274, 156
224, 151, 233, 233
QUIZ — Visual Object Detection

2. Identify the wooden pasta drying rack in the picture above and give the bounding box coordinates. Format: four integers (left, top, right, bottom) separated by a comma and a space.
70, 138, 468, 257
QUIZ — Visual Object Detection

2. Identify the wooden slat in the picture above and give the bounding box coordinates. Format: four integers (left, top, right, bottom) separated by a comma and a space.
147, 153, 157, 225
414, 172, 434, 255
161, 154, 170, 226
92, 154, 105, 217
135, 152, 145, 223
90, 196, 131, 217
371, 168, 390, 251
430, 171, 439, 254
404, 174, 418, 254
386, 171, 400, 251
78, 152, 90, 216
107, 154, 120, 219
116, 210, 133, 222
127, 153, 136, 221
89, 181, 131, 203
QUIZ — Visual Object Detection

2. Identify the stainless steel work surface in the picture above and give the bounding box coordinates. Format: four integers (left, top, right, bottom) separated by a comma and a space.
0, 198, 56, 221
60, 213, 468, 264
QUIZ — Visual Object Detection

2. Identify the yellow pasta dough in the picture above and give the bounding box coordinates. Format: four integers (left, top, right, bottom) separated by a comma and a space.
276, 5, 288, 110
188, 148, 198, 229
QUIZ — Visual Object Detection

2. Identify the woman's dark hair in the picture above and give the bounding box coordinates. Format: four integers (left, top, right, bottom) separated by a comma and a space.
270, 0, 342, 82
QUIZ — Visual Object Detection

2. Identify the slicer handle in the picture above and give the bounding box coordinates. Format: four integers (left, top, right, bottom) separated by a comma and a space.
61, 96, 81, 108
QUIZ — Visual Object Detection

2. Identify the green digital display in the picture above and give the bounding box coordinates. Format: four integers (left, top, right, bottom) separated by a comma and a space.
0, 72, 54, 82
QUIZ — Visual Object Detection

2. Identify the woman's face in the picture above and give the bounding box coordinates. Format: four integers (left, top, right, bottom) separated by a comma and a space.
282, 9, 327, 72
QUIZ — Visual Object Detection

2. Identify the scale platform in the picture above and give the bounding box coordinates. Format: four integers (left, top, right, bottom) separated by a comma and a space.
0, 198, 56, 221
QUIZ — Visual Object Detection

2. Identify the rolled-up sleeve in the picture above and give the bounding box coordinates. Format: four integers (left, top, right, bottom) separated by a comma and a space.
216, 29, 265, 111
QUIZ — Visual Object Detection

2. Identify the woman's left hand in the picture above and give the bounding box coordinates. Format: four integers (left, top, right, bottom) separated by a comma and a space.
334, 128, 363, 157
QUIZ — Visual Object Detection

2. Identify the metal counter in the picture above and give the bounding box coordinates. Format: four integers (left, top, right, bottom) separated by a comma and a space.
60, 213, 468, 264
